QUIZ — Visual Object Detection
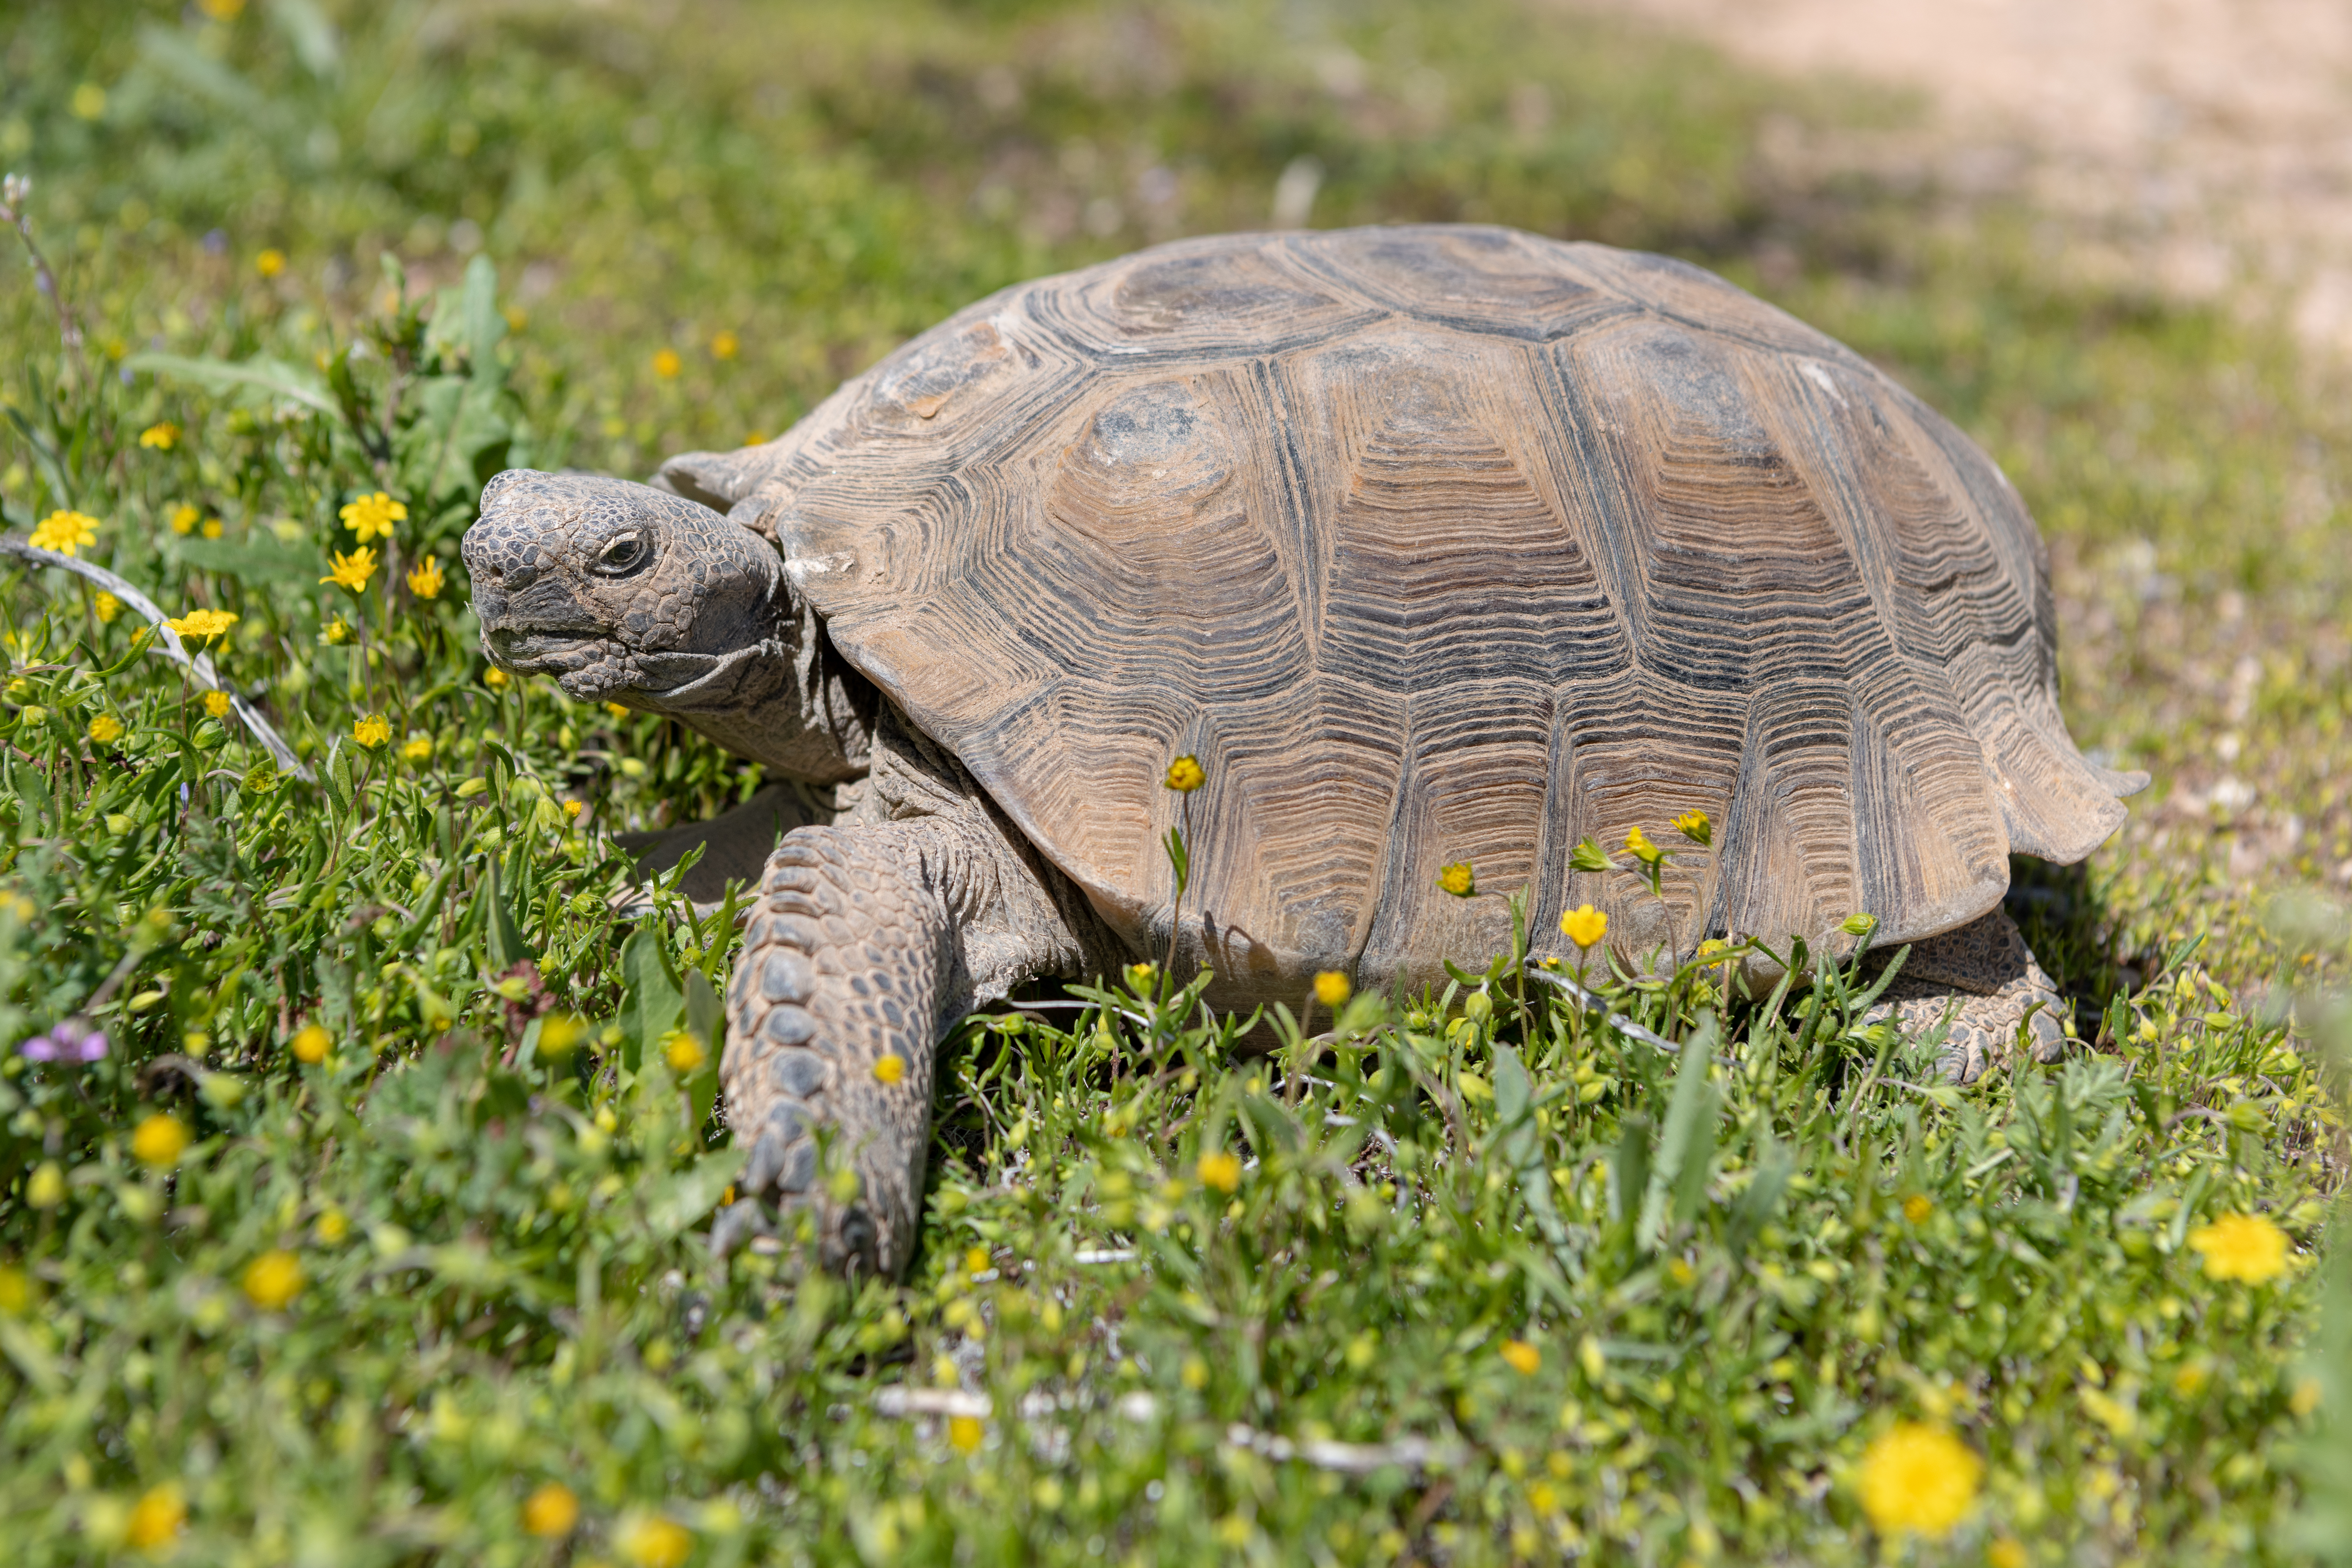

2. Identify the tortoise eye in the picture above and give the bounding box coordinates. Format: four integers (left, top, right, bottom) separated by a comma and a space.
596, 532, 648, 574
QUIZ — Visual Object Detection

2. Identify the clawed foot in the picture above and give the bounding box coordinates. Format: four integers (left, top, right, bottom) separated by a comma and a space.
1861, 908, 2068, 1085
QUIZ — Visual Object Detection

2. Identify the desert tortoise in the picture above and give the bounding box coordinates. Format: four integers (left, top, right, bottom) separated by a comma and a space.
463, 224, 2142, 1276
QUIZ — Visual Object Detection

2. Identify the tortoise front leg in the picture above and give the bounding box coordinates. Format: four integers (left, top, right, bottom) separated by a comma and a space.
713, 826, 953, 1276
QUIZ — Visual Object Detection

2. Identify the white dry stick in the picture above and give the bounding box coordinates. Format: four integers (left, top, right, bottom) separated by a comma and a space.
0, 534, 313, 780
1224, 1421, 1462, 1476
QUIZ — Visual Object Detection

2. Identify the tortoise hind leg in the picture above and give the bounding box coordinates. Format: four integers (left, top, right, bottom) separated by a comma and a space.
1863, 907, 2068, 1085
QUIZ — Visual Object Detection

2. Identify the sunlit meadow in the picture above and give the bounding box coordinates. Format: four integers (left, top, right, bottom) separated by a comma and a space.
0, 2, 2346, 1564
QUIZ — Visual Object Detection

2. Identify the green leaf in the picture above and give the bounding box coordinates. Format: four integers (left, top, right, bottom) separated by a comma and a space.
619, 929, 685, 1075
1641, 1013, 1719, 1247
644, 1147, 747, 1242
480, 856, 531, 972
126, 352, 339, 422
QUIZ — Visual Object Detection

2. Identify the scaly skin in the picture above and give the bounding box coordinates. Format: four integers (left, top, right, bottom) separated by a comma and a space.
1863, 907, 2068, 1082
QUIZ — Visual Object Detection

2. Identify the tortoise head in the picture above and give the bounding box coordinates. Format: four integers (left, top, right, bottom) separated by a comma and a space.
463, 469, 782, 706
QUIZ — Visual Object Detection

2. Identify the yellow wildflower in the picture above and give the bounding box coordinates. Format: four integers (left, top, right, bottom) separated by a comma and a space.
256, 247, 286, 277
1163, 753, 1205, 792
604, 701, 630, 719
1856, 1422, 1981, 1538
1671, 809, 1712, 846
87, 713, 123, 745
1624, 825, 1662, 865
1903, 1193, 1934, 1224
315, 1207, 349, 1244
93, 591, 121, 623
321, 547, 378, 593
484, 667, 510, 689
524, 1482, 580, 1539
351, 714, 391, 749
338, 492, 406, 544
320, 618, 350, 646
1437, 861, 1476, 898
616, 1512, 692, 1568
406, 556, 445, 598
202, 691, 232, 719
202, 517, 222, 539
537, 1015, 587, 1059
1197, 1151, 1242, 1193
563, 798, 584, 819
663, 1030, 708, 1074
401, 735, 433, 763
1313, 971, 1350, 1008
139, 422, 179, 451
29, 510, 99, 556
1560, 904, 1607, 949
131, 1113, 191, 1168
1501, 1339, 1541, 1375
26, 1161, 65, 1208
652, 348, 683, 380
1126, 961, 1158, 991
290, 1024, 330, 1064
1987, 1540, 2028, 1568
711, 329, 740, 360
966, 1245, 992, 1276
241, 1249, 303, 1310
873, 1052, 906, 1085
2189, 1212, 2291, 1283
124, 1483, 186, 1551
163, 607, 238, 644
947, 1415, 984, 1454
170, 504, 199, 535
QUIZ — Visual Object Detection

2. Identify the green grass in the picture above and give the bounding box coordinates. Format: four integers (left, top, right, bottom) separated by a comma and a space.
0, 1, 2346, 1563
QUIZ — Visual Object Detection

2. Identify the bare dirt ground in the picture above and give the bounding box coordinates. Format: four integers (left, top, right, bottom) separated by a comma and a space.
1600, 0, 2352, 351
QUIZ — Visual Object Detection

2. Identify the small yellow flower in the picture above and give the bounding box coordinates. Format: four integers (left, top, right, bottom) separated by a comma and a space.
1856, 1422, 1981, 1538
523, 1482, 580, 1539
321, 547, 378, 593
202, 517, 223, 539
563, 798, 584, 819
1671, 809, 1712, 846
139, 422, 179, 451
338, 492, 406, 544
963, 1245, 993, 1277
26, 1161, 65, 1208
616, 1512, 693, 1568
1987, 1539, 2028, 1568
873, 1053, 906, 1085
256, 247, 286, 277
1624, 825, 1661, 865
124, 1483, 186, 1550
87, 713, 123, 745
1181, 1355, 1209, 1389
0, 1265, 32, 1314
320, 618, 350, 646
1437, 861, 1476, 898
484, 667, 510, 689
94, 591, 121, 623
290, 1024, 330, 1064
1903, 1193, 1934, 1225
604, 701, 630, 720
1560, 904, 1607, 950
2189, 1212, 2291, 1283
170, 504, 200, 535
351, 714, 391, 749
663, 1030, 708, 1074
29, 510, 99, 556
131, 1113, 191, 1169
202, 690, 232, 719
163, 607, 238, 644
538, 1015, 588, 1059
1125, 961, 1158, 992
1501, 1339, 1541, 1375
710, 329, 740, 360
652, 348, 683, 379
406, 556, 445, 599
1163, 753, 1205, 792
1197, 1151, 1242, 1193
71, 83, 107, 121
947, 1415, 984, 1454
315, 1207, 349, 1244
241, 1249, 303, 1310
1312, 971, 1350, 1009
401, 735, 433, 763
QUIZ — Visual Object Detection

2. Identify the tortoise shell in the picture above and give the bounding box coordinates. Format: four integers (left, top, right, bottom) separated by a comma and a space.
661, 225, 2139, 1003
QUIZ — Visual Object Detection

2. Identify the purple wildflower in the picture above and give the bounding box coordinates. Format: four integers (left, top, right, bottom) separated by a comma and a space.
19, 1017, 106, 1064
